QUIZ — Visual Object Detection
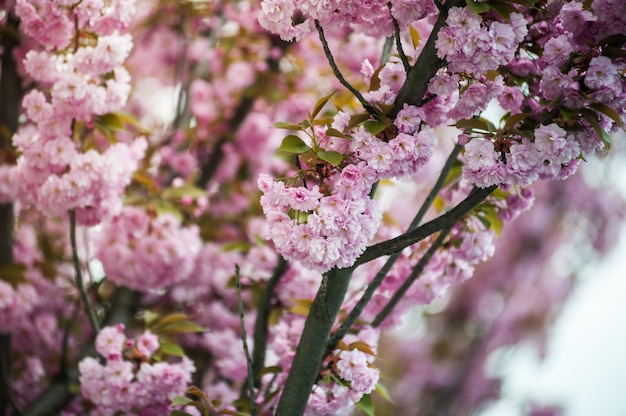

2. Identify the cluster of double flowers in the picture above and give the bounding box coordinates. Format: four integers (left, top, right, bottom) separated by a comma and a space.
6, 0, 145, 225
259, 1, 626, 276
258, 95, 438, 273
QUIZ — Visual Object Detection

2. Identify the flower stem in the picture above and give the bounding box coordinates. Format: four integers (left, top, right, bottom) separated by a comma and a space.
69, 210, 100, 334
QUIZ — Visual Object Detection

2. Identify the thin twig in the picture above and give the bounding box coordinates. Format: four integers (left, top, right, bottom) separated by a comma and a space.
251, 257, 287, 386
314, 20, 375, 114
388, 2, 411, 72
235, 265, 257, 415
380, 36, 394, 66
69, 210, 100, 334
59, 299, 81, 376
326, 143, 462, 354
372, 226, 452, 327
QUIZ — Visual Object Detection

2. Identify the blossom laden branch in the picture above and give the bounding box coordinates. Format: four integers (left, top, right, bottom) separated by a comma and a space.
326, 144, 463, 354
372, 226, 452, 327
390, 0, 466, 117
354, 185, 499, 267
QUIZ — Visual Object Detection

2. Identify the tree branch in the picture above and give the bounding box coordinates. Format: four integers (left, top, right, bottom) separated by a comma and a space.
354, 185, 497, 267
68, 210, 100, 334
276, 1, 473, 412
0, 9, 22, 415
314, 20, 375, 114
388, 2, 410, 72
326, 144, 462, 354
275, 267, 353, 416
372, 226, 451, 327
235, 266, 257, 415
389, 0, 465, 118
251, 257, 287, 386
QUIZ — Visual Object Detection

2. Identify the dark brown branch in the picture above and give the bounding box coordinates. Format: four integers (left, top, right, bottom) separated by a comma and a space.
389, 0, 466, 118
314, 20, 375, 114
388, 2, 411, 72
354, 185, 497, 267
0, 9, 22, 415
372, 226, 452, 327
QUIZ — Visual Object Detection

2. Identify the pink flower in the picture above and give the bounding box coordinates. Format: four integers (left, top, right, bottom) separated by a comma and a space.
95, 325, 126, 359
136, 330, 160, 358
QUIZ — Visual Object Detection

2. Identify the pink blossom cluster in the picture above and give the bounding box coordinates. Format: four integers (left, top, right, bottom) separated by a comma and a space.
258, 173, 381, 273
436, 7, 528, 75
93, 206, 202, 291
258, 0, 437, 41
259, 81, 441, 273
355, 223, 497, 329
305, 337, 381, 415
8, 0, 143, 225
460, 0, 626, 189
79, 324, 194, 415
462, 123, 581, 188
349, 123, 438, 180
267, 314, 380, 415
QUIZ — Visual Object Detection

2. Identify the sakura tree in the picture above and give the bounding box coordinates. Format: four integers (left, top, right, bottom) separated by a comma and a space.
0, 0, 624, 415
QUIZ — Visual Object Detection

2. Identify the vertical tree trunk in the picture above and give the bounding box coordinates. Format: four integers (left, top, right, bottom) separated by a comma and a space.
0, 10, 22, 415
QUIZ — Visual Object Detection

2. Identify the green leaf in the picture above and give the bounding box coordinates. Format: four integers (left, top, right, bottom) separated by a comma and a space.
375, 383, 392, 402
356, 394, 375, 416
159, 340, 186, 357
317, 150, 343, 166
482, 207, 503, 237
162, 184, 206, 201
259, 365, 283, 376
364, 118, 387, 135
98, 112, 125, 130
503, 112, 530, 130
172, 396, 194, 406
466, 0, 490, 14
311, 91, 336, 119
558, 106, 579, 123
276, 135, 310, 154
156, 321, 206, 335
443, 162, 463, 187
110, 111, 150, 134
347, 112, 372, 130
325, 127, 350, 139
475, 214, 491, 230
139, 310, 159, 325
590, 102, 623, 128
581, 108, 612, 151
453, 118, 491, 132
274, 121, 304, 130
